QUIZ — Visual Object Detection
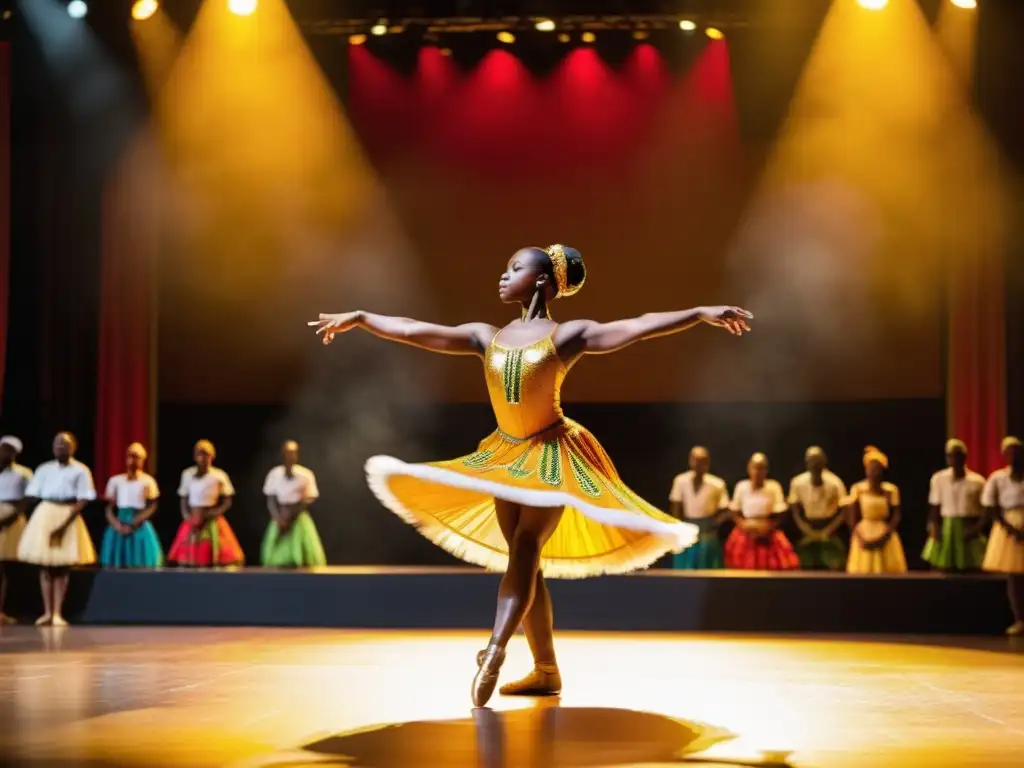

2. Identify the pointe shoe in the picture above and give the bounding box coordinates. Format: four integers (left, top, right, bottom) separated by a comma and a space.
499, 664, 562, 697
51, 615, 68, 628
35, 614, 52, 626
1007, 621, 1024, 637
471, 644, 506, 707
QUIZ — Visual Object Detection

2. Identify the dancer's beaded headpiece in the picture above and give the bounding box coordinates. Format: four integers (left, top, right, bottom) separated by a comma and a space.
543, 244, 584, 298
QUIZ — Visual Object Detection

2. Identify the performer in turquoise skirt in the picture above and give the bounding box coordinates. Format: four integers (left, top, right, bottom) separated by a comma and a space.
261, 440, 327, 568
668, 447, 729, 569
922, 439, 987, 572
100, 443, 164, 568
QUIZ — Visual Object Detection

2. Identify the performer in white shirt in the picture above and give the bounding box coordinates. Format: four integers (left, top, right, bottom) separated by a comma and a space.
667, 446, 729, 569
788, 446, 848, 571
981, 436, 1024, 635
724, 453, 798, 570
0, 436, 32, 622
168, 440, 244, 566
921, 439, 987, 572
261, 440, 327, 567
99, 443, 164, 568
17, 432, 97, 626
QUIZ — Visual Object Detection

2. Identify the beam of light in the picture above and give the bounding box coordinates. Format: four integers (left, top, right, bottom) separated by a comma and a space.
711, 0, 1009, 404
128, 2, 180, 96
857, 0, 888, 9
348, 33, 366, 45
370, 21, 387, 36
131, 0, 158, 21
535, 19, 555, 32
496, 31, 515, 44
937, 0, 979, 82
66, 0, 87, 19
706, 27, 725, 40
679, 20, 697, 31
227, 0, 257, 16
950, 0, 976, 8
581, 31, 596, 43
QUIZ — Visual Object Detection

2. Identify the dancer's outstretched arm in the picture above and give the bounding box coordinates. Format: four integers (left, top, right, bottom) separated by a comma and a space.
556, 305, 752, 357
309, 311, 497, 356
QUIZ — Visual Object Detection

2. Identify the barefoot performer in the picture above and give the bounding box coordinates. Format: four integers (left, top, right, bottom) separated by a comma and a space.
310, 245, 752, 707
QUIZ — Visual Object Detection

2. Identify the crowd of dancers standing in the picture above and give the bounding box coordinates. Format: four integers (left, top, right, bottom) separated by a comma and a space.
1, 429, 1022, 633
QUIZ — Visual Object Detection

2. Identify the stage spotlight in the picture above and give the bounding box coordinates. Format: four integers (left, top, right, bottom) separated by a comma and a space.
348, 34, 367, 45
1, 9, 12, 21
633, 30, 650, 40
581, 31, 596, 43
535, 18, 556, 32
705, 27, 725, 40
131, 0, 158, 20
227, 0, 257, 16
679, 20, 697, 31
371, 20, 387, 35
950, 0, 976, 7
497, 30, 515, 44
440, 47, 452, 57
67, 0, 87, 18
857, 0, 888, 9
557, 32, 571, 43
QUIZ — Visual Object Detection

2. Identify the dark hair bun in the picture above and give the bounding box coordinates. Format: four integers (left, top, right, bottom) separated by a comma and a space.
563, 247, 586, 293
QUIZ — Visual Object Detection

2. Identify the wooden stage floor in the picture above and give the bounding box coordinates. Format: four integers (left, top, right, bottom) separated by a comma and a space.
0, 627, 1021, 767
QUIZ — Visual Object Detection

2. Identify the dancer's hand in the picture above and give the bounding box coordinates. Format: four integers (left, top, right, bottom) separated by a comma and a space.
308, 312, 361, 345
49, 527, 66, 547
700, 306, 753, 336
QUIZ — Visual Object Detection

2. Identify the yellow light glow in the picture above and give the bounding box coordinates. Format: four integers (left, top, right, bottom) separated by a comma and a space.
705, 27, 725, 40
950, 0, 976, 8
348, 34, 366, 45
581, 31, 596, 43
557, 32, 571, 43
440, 48, 452, 57
535, 19, 555, 32
633, 30, 650, 40
370, 22, 387, 36
227, 0, 257, 16
497, 31, 515, 44
131, 0, 158, 21
857, 0, 888, 9
679, 20, 697, 31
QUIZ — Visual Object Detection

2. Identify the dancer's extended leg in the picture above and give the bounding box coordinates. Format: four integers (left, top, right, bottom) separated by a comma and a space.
472, 502, 562, 706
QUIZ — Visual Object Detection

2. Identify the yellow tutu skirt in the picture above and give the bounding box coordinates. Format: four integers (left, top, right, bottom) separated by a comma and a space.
366, 418, 698, 578
0, 503, 26, 561
17, 502, 97, 567
846, 519, 908, 574
982, 509, 1024, 574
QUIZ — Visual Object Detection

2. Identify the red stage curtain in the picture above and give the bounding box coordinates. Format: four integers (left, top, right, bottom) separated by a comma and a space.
947, 246, 1007, 476
94, 139, 160, 485
0, 43, 10, 412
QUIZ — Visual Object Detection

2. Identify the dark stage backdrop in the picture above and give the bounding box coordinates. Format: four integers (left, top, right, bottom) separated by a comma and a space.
157, 29, 945, 406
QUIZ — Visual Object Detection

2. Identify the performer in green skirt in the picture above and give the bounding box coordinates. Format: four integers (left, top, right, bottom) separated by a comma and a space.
261, 440, 327, 568
922, 439, 987, 572
787, 447, 848, 570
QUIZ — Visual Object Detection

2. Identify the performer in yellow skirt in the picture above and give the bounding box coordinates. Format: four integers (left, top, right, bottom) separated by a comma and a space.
311, 245, 752, 706
0, 436, 32, 623
981, 436, 1024, 635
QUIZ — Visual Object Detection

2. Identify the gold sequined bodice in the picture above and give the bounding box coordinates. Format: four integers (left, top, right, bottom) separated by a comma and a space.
484, 332, 568, 439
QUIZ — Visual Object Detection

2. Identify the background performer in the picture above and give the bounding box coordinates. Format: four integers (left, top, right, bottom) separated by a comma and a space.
981, 436, 1024, 635
846, 446, 907, 574
788, 446, 848, 570
312, 244, 751, 706
100, 443, 163, 568
169, 440, 244, 567
0, 436, 32, 622
17, 432, 97, 626
922, 439, 987, 572
261, 440, 327, 568
725, 453, 798, 570
668, 446, 729, 569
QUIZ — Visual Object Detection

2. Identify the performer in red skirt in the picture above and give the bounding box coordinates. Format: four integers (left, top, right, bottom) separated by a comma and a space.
168, 440, 244, 566
724, 452, 799, 570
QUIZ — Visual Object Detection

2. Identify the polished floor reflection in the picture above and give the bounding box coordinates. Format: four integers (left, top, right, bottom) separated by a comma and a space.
0, 626, 1020, 767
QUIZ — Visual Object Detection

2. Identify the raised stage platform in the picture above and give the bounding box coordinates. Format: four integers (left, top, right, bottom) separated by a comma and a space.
7, 566, 1012, 635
